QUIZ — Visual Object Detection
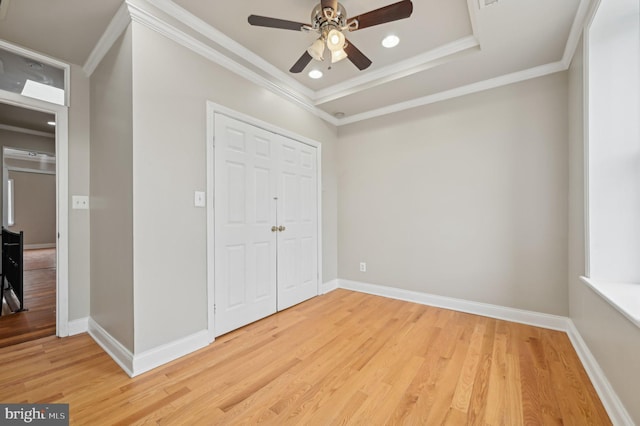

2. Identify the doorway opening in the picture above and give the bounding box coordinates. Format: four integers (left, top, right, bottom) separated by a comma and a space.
0, 102, 63, 346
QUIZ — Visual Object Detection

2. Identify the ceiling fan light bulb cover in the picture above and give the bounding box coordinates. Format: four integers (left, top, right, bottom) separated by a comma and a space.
326, 29, 345, 52
331, 48, 348, 63
307, 38, 325, 61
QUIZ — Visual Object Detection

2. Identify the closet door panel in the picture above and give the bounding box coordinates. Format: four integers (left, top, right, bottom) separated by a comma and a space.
277, 136, 318, 310
214, 114, 278, 337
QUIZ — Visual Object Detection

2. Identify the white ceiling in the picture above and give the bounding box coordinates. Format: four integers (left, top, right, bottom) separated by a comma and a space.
0, 0, 589, 126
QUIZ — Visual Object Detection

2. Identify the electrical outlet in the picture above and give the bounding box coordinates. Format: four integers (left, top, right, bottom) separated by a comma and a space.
359, 262, 366, 272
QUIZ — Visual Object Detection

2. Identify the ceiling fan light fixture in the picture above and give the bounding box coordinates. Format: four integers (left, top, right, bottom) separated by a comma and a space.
382, 34, 400, 48
326, 28, 345, 52
307, 38, 326, 61
331, 48, 348, 63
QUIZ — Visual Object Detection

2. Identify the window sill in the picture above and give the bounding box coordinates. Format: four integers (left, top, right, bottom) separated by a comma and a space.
580, 277, 640, 329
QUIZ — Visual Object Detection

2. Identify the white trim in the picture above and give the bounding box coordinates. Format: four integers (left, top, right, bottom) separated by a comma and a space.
68, 317, 89, 336
0, 89, 70, 339
321, 279, 339, 295
580, 277, 640, 329
339, 279, 570, 331
314, 36, 480, 105
146, 0, 480, 108
88, 318, 134, 377
24, 243, 56, 250
7, 167, 55, 176
146, 0, 315, 100
566, 320, 635, 426
208, 103, 322, 150
561, 0, 593, 68
55, 106, 69, 337
132, 330, 209, 377
583, 6, 592, 278
0, 124, 54, 139
125, 1, 337, 126
89, 319, 209, 377
206, 102, 215, 343
338, 61, 566, 125
84, 0, 602, 127
82, 2, 132, 76
316, 143, 323, 295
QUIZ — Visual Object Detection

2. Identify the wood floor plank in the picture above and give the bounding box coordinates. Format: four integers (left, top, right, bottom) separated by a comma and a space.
0, 290, 611, 425
0, 248, 56, 347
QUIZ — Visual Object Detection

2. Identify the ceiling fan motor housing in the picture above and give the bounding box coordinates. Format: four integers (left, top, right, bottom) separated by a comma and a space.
310, 2, 348, 31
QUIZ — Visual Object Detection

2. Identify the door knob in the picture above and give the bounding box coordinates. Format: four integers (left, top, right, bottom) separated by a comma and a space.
271, 226, 278, 232
278, 225, 286, 232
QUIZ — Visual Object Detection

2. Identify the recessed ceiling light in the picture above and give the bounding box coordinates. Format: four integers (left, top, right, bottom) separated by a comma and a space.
308, 69, 323, 79
382, 35, 400, 48
47, 121, 56, 126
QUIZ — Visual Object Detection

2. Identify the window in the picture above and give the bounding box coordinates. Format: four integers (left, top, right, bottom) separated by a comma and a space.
584, 0, 640, 327
0, 41, 68, 106
7, 178, 14, 226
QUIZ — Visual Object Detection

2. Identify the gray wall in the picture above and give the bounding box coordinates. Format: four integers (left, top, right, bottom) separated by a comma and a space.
568, 36, 640, 424
68, 63, 92, 321
130, 23, 339, 353
8, 170, 56, 245
0, 129, 55, 227
337, 73, 569, 316
90, 27, 135, 352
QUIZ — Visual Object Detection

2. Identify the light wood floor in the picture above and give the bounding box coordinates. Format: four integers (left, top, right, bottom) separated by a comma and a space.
0, 248, 56, 347
0, 289, 610, 425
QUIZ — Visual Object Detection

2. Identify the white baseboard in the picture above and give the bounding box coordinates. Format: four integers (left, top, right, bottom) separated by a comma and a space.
338, 279, 633, 425
24, 243, 56, 250
566, 321, 635, 426
88, 318, 134, 377
68, 317, 89, 336
132, 330, 209, 377
87, 317, 209, 378
338, 279, 570, 331
320, 279, 339, 295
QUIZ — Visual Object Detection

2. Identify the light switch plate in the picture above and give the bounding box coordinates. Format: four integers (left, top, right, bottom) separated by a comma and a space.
72, 195, 89, 210
194, 191, 206, 207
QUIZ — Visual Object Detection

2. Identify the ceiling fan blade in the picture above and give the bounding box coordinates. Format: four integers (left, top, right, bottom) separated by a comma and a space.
321, 0, 338, 12
347, 0, 413, 31
248, 15, 308, 31
344, 39, 372, 71
290, 51, 313, 73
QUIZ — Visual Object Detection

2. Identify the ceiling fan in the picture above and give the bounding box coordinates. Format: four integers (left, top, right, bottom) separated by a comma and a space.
248, 0, 414, 73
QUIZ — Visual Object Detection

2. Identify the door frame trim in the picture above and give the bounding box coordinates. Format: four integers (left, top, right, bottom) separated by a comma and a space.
205, 101, 323, 343
0, 90, 69, 337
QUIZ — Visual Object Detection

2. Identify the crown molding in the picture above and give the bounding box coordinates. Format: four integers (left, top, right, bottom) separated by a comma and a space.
314, 35, 480, 105
561, 0, 594, 68
146, 0, 482, 106
83, 0, 592, 127
83, 1, 132, 76
0, 123, 55, 138
125, 0, 338, 126
339, 61, 566, 125
145, 0, 315, 100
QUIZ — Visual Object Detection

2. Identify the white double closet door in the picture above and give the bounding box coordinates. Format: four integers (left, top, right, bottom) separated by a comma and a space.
214, 114, 319, 337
